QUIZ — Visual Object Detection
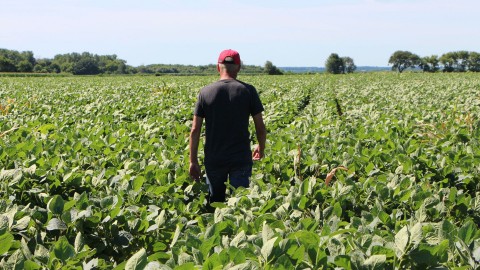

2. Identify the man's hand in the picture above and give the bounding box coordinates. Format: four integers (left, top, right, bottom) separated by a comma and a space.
252, 144, 264, 161
189, 162, 201, 181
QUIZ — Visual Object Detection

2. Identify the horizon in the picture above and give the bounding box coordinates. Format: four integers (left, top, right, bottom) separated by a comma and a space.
2, 0, 479, 67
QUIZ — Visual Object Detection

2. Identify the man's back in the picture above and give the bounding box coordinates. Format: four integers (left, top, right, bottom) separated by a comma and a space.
194, 79, 263, 166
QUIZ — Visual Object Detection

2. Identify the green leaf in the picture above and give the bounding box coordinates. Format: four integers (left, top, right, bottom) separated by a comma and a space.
125, 248, 148, 270
148, 251, 170, 262
47, 195, 65, 215
410, 243, 439, 266
0, 214, 9, 234
202, 252, 222, 270
53, 236, 75, 263
21, 237, 33, 260
288, 244, 305, 264
230, 230, 246, 248
458, 220, 476, 245
410, 223, 422, 247
259, 199, 276, 214
132, 175, 145, 192
262, 222, 275, 245
46, 218, 67, 231
100, 196, 115, 209
364, 255, 386, 270
200, 235, 218, 259
38, 124, 56, 134
289, 231, 320, 247
24, 260, 41, 270
332, 201, 342, 218
175, 262, 195, 270
228, 247, 246, 264
261, 237, 278, 261
34, 245, 49, 264
75, 192, 90, 210
0, 232, 14, 254
434, 239, 449, 263
5, 249, 25, 270
378, 211, 391, 225
439, 220, 456, 243
395, 226, 409, 258
75, 232, 85, 253
170, 224, 183, 248
334, 255, 350, 269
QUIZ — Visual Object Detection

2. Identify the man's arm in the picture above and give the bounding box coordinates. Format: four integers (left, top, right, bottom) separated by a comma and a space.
189, 115, 204, 180
252, 113, 266, 160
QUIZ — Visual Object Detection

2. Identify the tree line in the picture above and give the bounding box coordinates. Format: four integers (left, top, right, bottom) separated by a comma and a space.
3, 48, 479, 75
0, 48, 264, 75
388, 50, 480, 73
0, 49, 132, 75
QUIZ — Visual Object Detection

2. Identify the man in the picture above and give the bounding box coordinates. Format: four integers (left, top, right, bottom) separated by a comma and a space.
189, 49, 267, 204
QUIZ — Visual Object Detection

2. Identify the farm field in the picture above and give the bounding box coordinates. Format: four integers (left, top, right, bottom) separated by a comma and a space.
1, 73, 480, 269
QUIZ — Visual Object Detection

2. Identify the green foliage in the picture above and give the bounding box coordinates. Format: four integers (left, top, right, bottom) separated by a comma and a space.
264, 61, 283, 75
388, 50, 421, 73
325, 54, 356, 74
0, 49, 35, 72
342, 56, 356, 74
1, 73, 480, 269
440, 51, 471, 72
325, 53, 345, 74
419, 55, 439, 73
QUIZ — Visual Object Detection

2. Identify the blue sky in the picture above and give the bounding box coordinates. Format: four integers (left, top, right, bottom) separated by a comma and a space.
1, 0, 479, 67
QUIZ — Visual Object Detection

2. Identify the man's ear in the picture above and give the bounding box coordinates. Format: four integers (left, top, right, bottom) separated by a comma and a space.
217, 64, 220, 72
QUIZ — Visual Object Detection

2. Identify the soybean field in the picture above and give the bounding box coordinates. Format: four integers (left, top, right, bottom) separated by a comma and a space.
1, 73, 480, 269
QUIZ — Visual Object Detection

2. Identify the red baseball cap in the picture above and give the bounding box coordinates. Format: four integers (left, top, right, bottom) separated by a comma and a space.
218, 49, 241, 65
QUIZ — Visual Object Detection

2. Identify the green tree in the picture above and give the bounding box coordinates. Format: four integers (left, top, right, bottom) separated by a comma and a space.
21, 51, 35, 67
0, 56, 17, 72
388, 50, 420, 73
467, 51, 480, 72
264, 61, 283, 75
325, 53, 344, 74
16, 60, 33, 72
342, 57, 356, 73
419, 55, 439, 72
72, 58, 100, 75
439, 52, 456, 72
440, 51, 470, 72
0, 49, 36, 72
34, 59, 61, 73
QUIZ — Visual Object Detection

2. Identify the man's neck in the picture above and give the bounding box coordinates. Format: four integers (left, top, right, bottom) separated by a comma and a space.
219, 73, 236, 80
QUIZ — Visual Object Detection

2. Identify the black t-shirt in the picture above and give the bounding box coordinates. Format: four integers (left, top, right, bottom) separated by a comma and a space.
194, 79, 264, 167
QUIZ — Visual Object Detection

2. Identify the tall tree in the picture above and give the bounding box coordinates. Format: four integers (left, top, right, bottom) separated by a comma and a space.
456, 51, 469, 72
72, 58, 100, 75
17, 60, 33, 72
419, 55, 439, 73
325, 53, 345, 74
468, 52, 480, 72
342, 57, 356, 73
388, 50, 420, 73
264, 61, 283, 75
439, 52, 456, 72
0, 56, 16, 72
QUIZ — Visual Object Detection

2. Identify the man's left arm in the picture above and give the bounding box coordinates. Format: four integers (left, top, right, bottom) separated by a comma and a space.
252, 113, 266, 160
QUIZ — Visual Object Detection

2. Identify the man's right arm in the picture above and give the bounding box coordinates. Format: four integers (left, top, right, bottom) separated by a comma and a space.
252, 113, 266, 160
189, 115, 203, 180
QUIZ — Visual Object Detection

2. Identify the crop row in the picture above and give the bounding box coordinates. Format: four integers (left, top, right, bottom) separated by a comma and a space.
1, 73, 480, 269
